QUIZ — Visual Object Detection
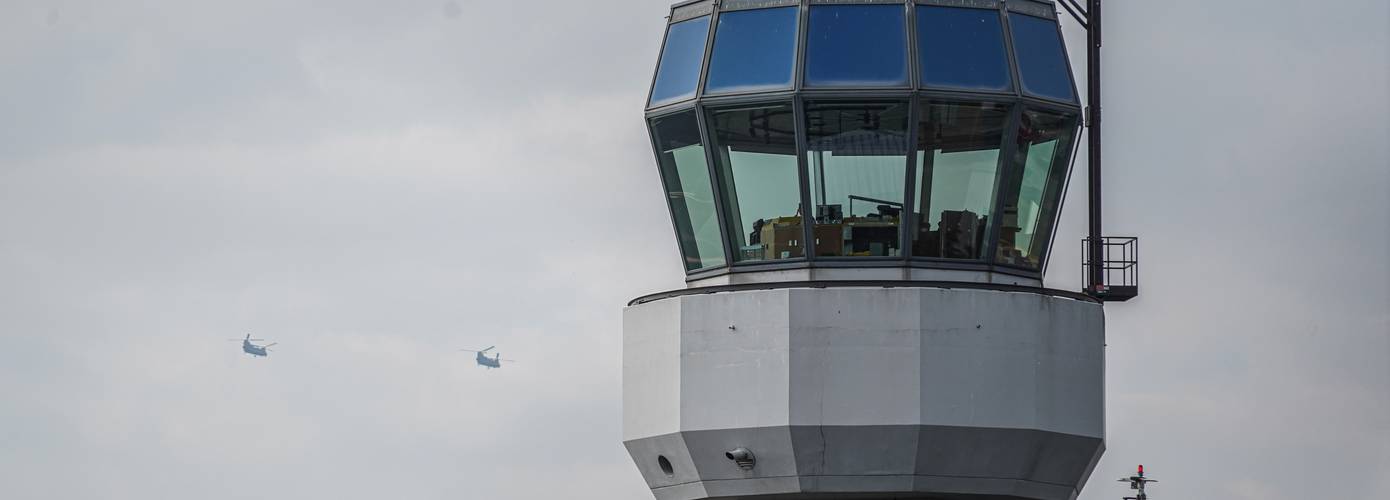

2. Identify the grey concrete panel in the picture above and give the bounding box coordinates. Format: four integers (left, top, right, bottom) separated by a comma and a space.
914, 426, 1101, 489
796, 425, 920, 476
1032, 301, 1104, 438
651, 481, 711, 500
798, 474, 918, 494
1024, 432, 1104, 488
625, 432, 702, 490
788, 288, 922, 426
632, 426, 1099, 500
681, 427, 798, 481
679, 291, 792, 431
624, 298, 683, 441
699, 477, 804, 499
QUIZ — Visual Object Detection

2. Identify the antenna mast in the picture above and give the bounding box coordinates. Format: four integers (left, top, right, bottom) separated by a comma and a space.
1119, 464, 1157, 500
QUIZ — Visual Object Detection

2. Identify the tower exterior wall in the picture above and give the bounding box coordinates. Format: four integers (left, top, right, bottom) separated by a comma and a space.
623, 286, 1104, 500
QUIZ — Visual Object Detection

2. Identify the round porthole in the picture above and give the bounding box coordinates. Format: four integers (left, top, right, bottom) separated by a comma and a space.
657, 455, 674, 477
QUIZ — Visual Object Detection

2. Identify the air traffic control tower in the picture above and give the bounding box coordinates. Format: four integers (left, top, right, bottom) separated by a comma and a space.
624, 1, 1119, 499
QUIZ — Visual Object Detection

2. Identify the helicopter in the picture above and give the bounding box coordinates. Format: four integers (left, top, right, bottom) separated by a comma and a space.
227, 334, 276, 357
459, 346, 514, 369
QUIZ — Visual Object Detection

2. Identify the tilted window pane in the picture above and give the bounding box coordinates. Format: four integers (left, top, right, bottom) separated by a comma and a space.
995, 110, 1077, 269
707, 104, 803, 262
652, 112, 727, 271
912, 102, 1010, 260
649, 16, 711, 107
805, 5, 909, 87
705, 7, 798, 94
805, 101, 910, 257
918, 6, 1012, 91
1009, 13, 1075, 102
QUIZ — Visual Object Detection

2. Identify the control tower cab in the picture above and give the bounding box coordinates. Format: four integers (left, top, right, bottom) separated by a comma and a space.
625, 1, 1103, 499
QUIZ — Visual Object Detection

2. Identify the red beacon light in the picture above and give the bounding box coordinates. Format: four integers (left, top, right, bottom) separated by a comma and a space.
1120, 463, 1157, 499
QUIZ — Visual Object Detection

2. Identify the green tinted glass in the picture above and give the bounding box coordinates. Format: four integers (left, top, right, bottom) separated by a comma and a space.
706, 104, 804, 262
912, 102, 1010, 260
652, 112, 726, 271
995, 110, 1077, 269
804, 101, 910, 257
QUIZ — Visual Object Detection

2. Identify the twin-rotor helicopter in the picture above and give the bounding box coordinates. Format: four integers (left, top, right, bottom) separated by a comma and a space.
458, 346, 515, 369
227, 334, 276, 357
228, 334, 515, 369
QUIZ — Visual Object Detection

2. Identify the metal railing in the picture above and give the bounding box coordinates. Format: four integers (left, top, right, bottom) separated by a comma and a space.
1082, 236, 1138, 301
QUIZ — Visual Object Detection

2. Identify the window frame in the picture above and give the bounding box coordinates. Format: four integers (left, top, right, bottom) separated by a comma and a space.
646, 104, 732, 273
701, 3, 805, 98
799, 97, 915, 262
908, 96, 1017, 264
646, 12, 715, 109
801, 1, 915, 90
913, 2, 1016, 95
640, 0, 1086, 282
703, 99, 809, 266
988, 103, 1081, 272
1002, 8, 1081, 105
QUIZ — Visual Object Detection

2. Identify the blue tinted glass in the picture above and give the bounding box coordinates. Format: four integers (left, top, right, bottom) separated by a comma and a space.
918, 6, 1011, 91
1009, 13, 1075, 101
650, 16, 711, 106
805, 5, 908, 87
705, 7, 799, 94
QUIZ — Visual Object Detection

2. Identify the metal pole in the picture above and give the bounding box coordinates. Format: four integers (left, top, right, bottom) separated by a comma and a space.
1086, 0, 1104, 293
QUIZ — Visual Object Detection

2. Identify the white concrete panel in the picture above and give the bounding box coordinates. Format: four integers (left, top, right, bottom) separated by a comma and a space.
678, 290, 792, 431
1034, 298, 1106, 437
624, 298, 683, 441
788, 288, 922, 426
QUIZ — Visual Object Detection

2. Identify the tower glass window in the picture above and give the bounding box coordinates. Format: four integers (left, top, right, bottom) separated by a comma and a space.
1009, 12, 1076, 102
649, 16, 711, 107
706, 104, 804, 262
704, 6, 799, 94
995, 109, 1077, 269
642, 0, 1085, 278
651, 111, 726, 271
917, 6, 1012, 91
804, 4, 909, 87
804, 101, 910, 257
912, 101, 1010, 260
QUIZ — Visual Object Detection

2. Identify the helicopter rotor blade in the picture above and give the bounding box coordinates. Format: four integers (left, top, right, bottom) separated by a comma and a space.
263, 343, 277, 348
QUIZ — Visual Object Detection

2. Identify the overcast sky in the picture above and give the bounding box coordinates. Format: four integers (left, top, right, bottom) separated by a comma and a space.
0, 1, 1385, 499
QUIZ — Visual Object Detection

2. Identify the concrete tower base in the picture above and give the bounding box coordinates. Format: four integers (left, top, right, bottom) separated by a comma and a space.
623, 286, 1104, 500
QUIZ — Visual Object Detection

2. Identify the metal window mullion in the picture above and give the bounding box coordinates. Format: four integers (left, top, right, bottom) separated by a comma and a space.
998, 4, 1024, 100
794, 95, 817, 262
695, 104, 739, 270
1038, 116, 1084, 279
985, 103, 1025, 269
795, 0, 810, 92
905, 0, 921, 90
900, 96, 921, 263
695, 5, 722, 99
